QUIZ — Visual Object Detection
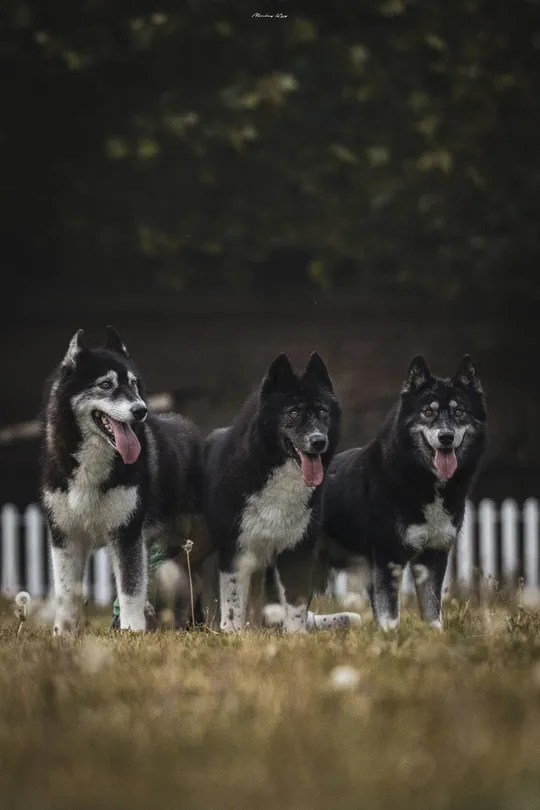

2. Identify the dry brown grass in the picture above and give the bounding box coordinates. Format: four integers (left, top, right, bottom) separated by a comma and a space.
2, 596, 540, 810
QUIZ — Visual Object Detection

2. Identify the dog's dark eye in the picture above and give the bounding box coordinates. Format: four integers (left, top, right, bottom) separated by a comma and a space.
289, 410, 299, 419
454, 408, 464, 417
98, 380, 112, 390
423, 408, 433, 418
319, 408, 328, 419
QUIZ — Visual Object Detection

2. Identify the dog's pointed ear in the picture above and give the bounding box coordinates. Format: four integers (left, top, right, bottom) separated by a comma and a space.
105, 326, 129, 357
62, 329, 87, 368
262, 353, 295, 397
453, 354, 483, 392
303, 352, 334, 392
401, 355, 432, 394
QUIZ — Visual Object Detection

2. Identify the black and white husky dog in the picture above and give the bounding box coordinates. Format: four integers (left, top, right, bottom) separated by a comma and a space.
320, 355, 487, 630
203, 352, 360, 633
40, 327, 204, 633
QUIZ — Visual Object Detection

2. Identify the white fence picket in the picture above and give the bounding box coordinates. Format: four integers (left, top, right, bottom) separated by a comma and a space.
24, 504, 44, 598
524, 498, 539, 590
1, 504, 20, 596
478, 499, 497, 583
501, 499, 519, 588
94, 548, 113, 606
457, 501, 475, 589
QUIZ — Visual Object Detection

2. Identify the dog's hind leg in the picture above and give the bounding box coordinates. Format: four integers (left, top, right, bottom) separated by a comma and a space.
50, 528, 88, 634
110, 527, 147, 631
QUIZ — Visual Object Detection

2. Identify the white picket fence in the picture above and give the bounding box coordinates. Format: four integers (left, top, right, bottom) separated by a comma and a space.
1, 500, 539, 604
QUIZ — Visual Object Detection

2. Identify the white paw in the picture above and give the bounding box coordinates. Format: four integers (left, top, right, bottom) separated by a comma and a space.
53, 618, 78, 635
342, 611, 362, 627
220, 619, 242, 634
378, 616, 400, 631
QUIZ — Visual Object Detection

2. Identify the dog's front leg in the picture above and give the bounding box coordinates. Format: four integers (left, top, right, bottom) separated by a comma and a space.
219, 561, 249, 633
411, 548, 448, 630
110, 526, 147, 631
50, 526, 88, 634
276, 541, 315, 634
371, 549, 404, 631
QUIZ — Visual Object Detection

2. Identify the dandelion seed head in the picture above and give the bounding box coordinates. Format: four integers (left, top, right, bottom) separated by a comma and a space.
15, 592, 31, 608
182, 539, 194, 554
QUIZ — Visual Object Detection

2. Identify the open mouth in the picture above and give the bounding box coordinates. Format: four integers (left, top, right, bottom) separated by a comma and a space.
286, 439, 324, 488
92, 410, 141, 465
433, 447, 458, 480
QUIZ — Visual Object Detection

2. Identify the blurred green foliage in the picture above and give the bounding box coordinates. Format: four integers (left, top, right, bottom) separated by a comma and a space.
1, 0, 539, 303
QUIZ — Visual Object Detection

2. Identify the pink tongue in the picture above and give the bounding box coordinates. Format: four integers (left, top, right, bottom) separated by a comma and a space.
434, 449, 457, 480
297, 450, 324, 487
109, 418, 141, 464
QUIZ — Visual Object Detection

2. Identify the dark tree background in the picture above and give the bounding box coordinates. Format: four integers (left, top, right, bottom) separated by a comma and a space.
0, 0, 539, 503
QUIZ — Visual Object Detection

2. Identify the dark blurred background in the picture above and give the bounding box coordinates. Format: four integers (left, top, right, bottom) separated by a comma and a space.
0, 0, 538, 506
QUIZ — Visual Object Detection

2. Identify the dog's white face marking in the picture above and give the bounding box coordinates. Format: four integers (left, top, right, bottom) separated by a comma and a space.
237, 459, 314, 568
43, 435, 139, 544
94, 371, 118, 389
415, 423, 470, 451
403, 495, 457, 552
127, 371, 138, 389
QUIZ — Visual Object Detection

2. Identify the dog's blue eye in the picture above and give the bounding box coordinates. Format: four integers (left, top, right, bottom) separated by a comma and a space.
423, 408, 433, 418
98, 381, 112, 390
455, 408, 464, 417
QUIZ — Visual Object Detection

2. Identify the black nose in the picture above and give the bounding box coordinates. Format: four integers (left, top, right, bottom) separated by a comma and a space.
438, 430, 455, 447
131, 404, 148, 422
309, 434, 328, 453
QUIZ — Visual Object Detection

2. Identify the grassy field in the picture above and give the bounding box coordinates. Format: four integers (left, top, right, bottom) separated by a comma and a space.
2, 596, 540, 810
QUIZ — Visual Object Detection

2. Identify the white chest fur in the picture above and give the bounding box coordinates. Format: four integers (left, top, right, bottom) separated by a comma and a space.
43, 436, 138, 545
403, 495, 457, 552
237, 459, 314, 567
